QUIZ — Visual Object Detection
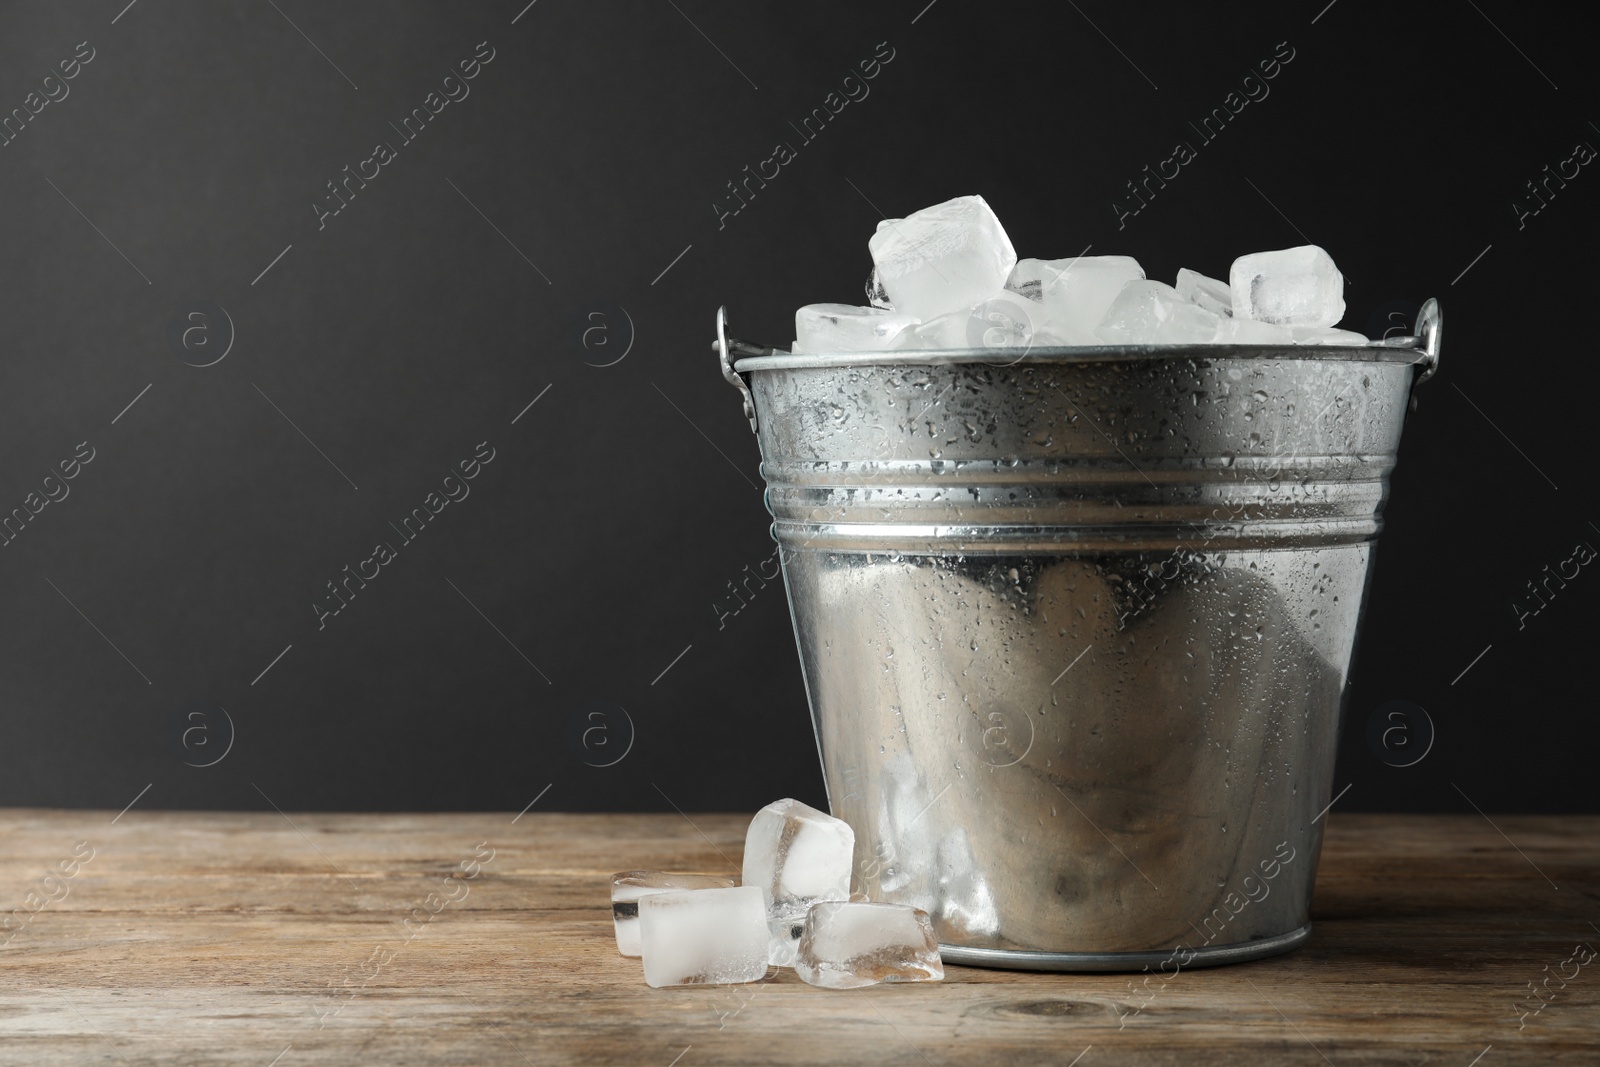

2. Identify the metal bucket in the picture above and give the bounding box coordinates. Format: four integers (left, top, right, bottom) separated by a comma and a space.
716, 301, 1441, 971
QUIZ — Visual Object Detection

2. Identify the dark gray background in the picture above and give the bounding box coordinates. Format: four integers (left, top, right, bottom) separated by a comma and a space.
0, 1, 1592, 814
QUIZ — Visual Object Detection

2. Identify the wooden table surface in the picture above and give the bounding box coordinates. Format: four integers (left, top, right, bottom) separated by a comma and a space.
1, 810, 1596, 1066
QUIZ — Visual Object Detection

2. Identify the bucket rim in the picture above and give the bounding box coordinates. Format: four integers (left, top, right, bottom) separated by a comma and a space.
733, 340, 1431, 374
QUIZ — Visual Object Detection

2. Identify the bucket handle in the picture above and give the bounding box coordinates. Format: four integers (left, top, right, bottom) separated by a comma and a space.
1391, 297, 1442, 410
1409, 297, 1442, 388
714, 305, 776, 434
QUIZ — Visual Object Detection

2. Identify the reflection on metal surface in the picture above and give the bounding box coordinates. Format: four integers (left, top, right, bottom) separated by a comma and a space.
724, 312, 1437, 969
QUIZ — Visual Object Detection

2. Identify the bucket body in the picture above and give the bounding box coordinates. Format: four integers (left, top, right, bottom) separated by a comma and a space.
731, 336, 1433, 971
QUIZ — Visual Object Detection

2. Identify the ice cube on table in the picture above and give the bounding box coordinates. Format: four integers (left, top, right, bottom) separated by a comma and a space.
1291, 327, 1369, 345
1095, 280, 1221, 344
743, 798, 855, 966
1229, 245, 1345, 328
611, 871, 736, 957
795, 901, 944, 989
1217, 316, 1294, 344
794, 304, 919, 354
1007, 255, 1144, 343
638, 885, 770, 987
868, 195, 1017, 320
1175, 268, 1233, 318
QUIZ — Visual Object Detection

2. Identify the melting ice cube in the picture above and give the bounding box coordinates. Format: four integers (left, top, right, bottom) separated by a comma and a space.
903, 291, 1046, 353
638, 885, 770, 987
794, 304, 919, 354
1008, 255, 1144, 342
742, 798, 855, 966
1217, 317, 1294, 344
1229, 245, 1345, 328
794, 901, 944, 989
1095, 280, 1221, 344
867, 195, 1017, 320
1175, 268, 1233, 318
612, 871, 736, 957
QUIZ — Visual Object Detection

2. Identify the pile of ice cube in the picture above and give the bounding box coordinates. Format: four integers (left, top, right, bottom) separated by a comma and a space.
792, 194, 1365, 354
612, 798, 943, 990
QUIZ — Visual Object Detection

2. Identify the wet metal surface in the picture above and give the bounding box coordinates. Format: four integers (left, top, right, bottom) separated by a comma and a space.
730, 330, 1434, 969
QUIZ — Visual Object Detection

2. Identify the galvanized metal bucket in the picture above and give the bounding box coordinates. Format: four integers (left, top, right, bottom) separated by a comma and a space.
716, 301, 1441, 971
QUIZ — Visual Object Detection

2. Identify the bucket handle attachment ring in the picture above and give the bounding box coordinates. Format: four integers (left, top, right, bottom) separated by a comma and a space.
715, 305, 779, 434
1410, 297, 1441, 388
1402, 297, 1442, 411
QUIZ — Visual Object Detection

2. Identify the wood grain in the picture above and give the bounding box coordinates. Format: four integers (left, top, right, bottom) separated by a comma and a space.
1, 810, 1596, 1065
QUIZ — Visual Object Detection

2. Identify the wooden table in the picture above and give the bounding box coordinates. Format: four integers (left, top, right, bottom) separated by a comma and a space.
1, 811, 1595, 1065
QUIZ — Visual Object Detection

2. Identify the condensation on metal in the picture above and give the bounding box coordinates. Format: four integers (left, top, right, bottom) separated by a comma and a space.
717, 302, 1440, 971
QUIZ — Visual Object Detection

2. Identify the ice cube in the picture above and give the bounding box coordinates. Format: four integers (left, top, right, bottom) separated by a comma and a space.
902, 308, 967, 349
638, 885, 770, 987
868, 195, 1017, 320
611, 871, 736, 957
1175, 268, 1233, 318
1291, 327, 1368, 345
1096, 280, 1221, 344
1003, 258, 1050, 302
866, 268, 894, 310
903, 291, 1043, 352
1229, 245, 1345, 328
1217, 317, 1294, 344
742, 798, 855, 966
794, 901, 944, 989
794, 304, 919, 354
1008, 255, 1144, 342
